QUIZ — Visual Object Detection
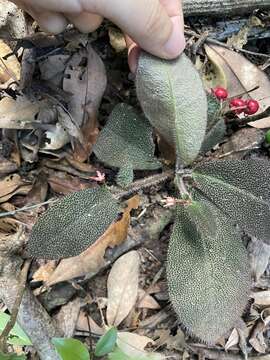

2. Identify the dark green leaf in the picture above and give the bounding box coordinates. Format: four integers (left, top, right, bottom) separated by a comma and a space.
201, 118, 226, 153
94, 327, 117, 357
116, 163, 134, 188
136, 52, 207, 165
193, 159, 270, 243
52, 338, 90, 360
93, 103, 161, 174
167, 200, 250, 344
28, 187, 120, 259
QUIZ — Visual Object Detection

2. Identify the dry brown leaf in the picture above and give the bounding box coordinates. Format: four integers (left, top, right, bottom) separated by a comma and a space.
225, 328, 239, 351
46, 196, 140, 286
48, 172, 93, 195
55, 297, 81, 337
76, 311, 104, 335
25, 173, 48, 205
0, 155, 17, 176
117, 332, 163, 359
249, 118, 270, 129
249, 320, 267, 353
0, 40, 20, 83
204, 44, 270, 126
63, 44, 107, 161
106, 251, 140, 327
251, 291, 270, 306
32, 261, 57, 283
154, 329, 186, 351
0, 184, 32, 203
0, 96, 47, 129
137, 289, 160, 310
0, 174, 25, 198
248, 238, 270, 282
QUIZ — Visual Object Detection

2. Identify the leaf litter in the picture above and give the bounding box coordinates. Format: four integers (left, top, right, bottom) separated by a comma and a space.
0, 8, 270, 360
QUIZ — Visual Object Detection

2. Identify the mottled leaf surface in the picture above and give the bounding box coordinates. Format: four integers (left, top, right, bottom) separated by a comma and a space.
136, 52, 207, 165
93, 103, 161, 172
28, 187, 120, 259
167, 200, 250, 344
193, 159, 270, 243
201, 118, 226, 153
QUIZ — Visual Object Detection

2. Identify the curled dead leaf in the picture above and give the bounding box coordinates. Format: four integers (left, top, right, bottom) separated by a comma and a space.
46, 196, 140, 286
0, 40, 20, 83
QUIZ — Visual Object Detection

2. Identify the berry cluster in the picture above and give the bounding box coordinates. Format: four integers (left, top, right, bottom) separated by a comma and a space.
212, 86, 260, 115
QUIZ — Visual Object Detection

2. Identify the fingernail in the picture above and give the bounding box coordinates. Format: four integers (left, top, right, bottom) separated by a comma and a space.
163, 16, 185, 58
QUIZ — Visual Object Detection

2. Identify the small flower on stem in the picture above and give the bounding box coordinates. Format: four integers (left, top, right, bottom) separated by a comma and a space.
89, 171, 106, 182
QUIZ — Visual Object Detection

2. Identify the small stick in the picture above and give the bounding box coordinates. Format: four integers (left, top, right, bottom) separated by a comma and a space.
0, 199, 56, 219
0, 260, 31, 352
184, 29, 270, 59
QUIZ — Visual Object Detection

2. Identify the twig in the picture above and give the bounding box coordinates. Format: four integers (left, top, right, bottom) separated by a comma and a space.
112, 169, 174, 200
0, 199, 56, 219
0, 260, 31, 352
0, 256, 62, 359
184, 29, 270, 59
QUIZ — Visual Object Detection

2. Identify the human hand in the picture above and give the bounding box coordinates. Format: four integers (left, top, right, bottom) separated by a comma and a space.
11, 0, 185, 71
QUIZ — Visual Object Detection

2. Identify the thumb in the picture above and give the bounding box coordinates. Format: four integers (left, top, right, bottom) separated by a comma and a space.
92, 0, 185, 59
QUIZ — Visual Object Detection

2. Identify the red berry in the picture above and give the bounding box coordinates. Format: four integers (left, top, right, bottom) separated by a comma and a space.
244, 99, 259, 115
229, 98, 246, 114
212, 87, 228, 100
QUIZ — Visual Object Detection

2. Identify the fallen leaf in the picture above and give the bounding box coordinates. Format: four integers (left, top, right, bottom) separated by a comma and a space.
0, 184, 32, 203
0, 174, 25, 199
55, 297, 81, 337
46, 196, 140, 285
42, 122, 70, 151
0, 40, 20, 83
106, 251, 140, 326
76, 312, 104, 336
154, 329, 185, 351
48, 172, 93, 195
0, 155, 17, 176
248, 237, 270, 282
249, 320, 267, 353
24, 173, 48, 205
32, 261, 57, 283
39, 54, 70, 87
63, 43, 107, 161
0, 95, 47, 129
137, 289, 160, 310
249, 118, 270, 129
225, 328, 239, 351
204, 44, 270, 125
117, 332, 163, 359
251, 291, 270, 306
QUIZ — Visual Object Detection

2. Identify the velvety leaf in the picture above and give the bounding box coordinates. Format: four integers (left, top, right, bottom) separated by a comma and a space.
46, 196, 139, 285
27, 187, 120, 259
93, 103, 161, 173
52, 338, 90, 360
193, 159, 270, 243
95, 327, 117, 356
106, 251, 140, 326
116, 163, 134, 188
201, 118, 226, 153
136, 52, 207, 165
167, 200, 250, 344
